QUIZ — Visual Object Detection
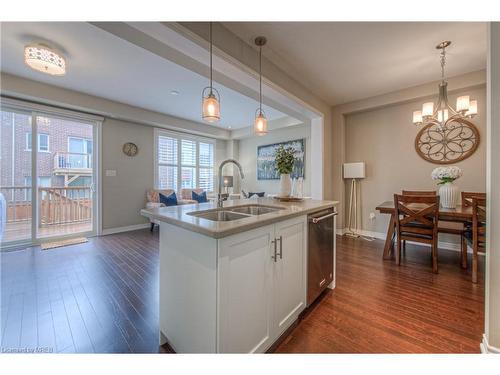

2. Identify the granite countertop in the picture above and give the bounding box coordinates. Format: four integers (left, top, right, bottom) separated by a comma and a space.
141, 198, 339, 239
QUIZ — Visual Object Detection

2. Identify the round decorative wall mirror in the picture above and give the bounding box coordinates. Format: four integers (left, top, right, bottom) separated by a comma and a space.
414, 118, 480, 164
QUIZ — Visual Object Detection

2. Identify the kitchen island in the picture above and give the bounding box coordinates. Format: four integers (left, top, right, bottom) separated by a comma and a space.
141, 198, 338, 353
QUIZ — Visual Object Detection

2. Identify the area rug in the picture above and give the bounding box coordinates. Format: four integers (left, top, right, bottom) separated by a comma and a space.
41, 237, 88, 250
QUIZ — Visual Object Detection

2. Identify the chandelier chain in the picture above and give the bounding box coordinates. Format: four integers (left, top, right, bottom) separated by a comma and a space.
259, 44, 262, 113
209, 22, 213, 91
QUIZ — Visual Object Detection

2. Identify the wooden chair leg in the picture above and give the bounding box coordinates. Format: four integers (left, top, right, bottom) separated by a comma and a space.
461, 236, 468, 269
472, 248, 478, 284
432, 239, 438, 274
396, 236, 401, 266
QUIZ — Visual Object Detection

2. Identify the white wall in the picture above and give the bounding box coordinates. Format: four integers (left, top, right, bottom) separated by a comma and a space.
484, 22, 500, 352
237, 124, 311, 196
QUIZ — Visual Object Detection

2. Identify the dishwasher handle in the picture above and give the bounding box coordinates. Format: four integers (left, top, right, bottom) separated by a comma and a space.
311, 211, 337, 224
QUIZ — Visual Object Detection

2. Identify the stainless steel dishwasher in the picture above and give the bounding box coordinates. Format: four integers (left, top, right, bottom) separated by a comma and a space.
307, 207, 337, 306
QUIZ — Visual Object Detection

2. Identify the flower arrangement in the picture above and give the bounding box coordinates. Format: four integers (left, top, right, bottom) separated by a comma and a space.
274, 145, 296, 175
431, 166, 463, 185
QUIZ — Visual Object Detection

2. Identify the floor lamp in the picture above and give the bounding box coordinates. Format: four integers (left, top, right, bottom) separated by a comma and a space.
343, 162, 366, 238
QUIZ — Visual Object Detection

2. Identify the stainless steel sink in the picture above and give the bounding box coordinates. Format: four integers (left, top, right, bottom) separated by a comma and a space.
228, 204, 285, 216
187, 210, 250, 222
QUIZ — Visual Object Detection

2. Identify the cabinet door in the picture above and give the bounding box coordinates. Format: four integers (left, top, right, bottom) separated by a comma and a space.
273, 216, 307, 336
217, 225, 274, 353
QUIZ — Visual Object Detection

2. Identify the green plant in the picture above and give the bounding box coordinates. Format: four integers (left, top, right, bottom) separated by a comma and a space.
274, 145, 296, 175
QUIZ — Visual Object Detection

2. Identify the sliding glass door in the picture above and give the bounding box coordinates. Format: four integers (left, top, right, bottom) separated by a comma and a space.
1, 102, 99, 248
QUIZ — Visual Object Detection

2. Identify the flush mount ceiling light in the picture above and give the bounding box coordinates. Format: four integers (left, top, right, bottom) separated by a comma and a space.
412, 41, 478, 128
202, 22, 221, 123
254, 36, 268, 136
24, 43, 66, 76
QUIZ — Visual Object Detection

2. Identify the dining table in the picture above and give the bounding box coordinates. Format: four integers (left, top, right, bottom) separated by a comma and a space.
376, 200, 473, 260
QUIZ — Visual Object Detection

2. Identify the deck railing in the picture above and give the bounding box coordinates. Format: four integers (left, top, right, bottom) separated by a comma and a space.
53, 152, 92, 170
0, 186, 92, 226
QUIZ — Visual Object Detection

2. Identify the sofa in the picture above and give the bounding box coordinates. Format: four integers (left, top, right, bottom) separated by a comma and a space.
146, 189, 199, 231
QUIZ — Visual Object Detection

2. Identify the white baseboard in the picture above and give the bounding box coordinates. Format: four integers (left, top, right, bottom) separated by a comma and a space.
339, 227, 484, 255
101, 223, 150, 236
481, 334, 500, 353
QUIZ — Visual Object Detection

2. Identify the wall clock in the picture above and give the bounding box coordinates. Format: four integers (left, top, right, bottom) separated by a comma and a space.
414, 118, 479, 165
122, 142, 138, 157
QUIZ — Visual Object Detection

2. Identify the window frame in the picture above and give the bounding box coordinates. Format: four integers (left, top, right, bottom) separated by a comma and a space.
154, 128, 216, 193
26, 132, 50, 152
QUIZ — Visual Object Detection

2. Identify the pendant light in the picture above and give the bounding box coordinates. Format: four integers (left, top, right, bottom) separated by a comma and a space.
254, 36, 268, 136
202, 22, 221, 123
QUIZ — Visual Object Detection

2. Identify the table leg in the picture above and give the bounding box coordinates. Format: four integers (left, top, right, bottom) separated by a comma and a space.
383, 213, 395, 260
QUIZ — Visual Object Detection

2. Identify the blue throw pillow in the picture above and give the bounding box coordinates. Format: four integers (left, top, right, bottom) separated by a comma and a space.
192, 190, 208, 203
248, 192, 265, 198
159, 192, 178, 206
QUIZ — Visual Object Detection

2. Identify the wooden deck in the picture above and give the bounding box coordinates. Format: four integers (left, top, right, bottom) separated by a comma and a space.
2, 221, 92, 243
0, 230, 484, 353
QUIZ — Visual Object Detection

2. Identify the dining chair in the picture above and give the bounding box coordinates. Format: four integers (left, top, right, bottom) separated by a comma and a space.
402, 190, 436, 196
394, 194, 440, 273
461, 192, 487, 207
462, 197, 486, 283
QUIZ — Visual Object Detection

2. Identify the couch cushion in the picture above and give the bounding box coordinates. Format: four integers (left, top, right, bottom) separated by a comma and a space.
159, 192, 178, 206
248, 192, 265, 198
147, 189, 176, 203
192, 190, 208, 203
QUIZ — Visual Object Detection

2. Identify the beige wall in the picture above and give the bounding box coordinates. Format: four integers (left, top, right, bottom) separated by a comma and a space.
237, 124, 312, 196
101, 119, 154, 229
484, 22, 500, 351
331, 70, 487, 229
343, 85, 486, 239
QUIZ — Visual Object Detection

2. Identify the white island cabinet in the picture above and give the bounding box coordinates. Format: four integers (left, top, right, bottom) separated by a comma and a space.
143, 198, 338, 353
159, 215, 307, 353
218, 215, 306, 353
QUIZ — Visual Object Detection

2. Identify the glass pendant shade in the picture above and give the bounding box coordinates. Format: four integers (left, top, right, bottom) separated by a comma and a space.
412, 110, 423, 124
466, 100, 478, 116
456, 95, 470, 113
422, 102, 434, 117
202, 90, 221, 122
254, 112, 268, 136
24, 44, 66, 76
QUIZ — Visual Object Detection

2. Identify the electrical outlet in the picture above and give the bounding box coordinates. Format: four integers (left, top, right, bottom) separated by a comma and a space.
369, 212, 376, 221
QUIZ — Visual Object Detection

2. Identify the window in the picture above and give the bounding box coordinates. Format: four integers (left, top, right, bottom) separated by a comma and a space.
68, 137, 93, 168
26, 133, 50, 152
155, 129, 215, 192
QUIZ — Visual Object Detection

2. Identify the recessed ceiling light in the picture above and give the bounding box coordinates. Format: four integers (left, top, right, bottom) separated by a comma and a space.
170, 90, 180, 96
24, 43, 66, 76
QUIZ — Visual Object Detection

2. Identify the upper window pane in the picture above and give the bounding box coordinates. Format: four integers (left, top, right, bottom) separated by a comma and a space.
181, 140, 196, 166
158, 136, 178, 165
199, 142, 214, 167
39, 134, 49, 152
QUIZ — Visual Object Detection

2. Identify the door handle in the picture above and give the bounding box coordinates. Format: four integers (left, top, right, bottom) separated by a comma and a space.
271, 239, 277, 262
311, 212, 337, 224
277, 235, 283, 259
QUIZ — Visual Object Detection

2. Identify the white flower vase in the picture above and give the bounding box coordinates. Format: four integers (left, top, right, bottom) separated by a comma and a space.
439, 182, 459, 208
279, 174, 292, 197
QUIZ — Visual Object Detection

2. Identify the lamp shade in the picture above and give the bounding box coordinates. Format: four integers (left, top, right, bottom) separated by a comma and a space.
223, 176, 233, 188
343, 162, 366, 179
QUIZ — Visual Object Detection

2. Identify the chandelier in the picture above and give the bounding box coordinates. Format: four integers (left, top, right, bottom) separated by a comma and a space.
412, 41, 477, 128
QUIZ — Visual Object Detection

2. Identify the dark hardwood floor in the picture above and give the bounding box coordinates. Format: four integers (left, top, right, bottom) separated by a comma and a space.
0, 230, 484, 353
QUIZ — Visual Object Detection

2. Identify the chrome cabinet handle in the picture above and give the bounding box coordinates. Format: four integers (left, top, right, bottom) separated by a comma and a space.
271, 239, 277, 262
311, 212, 338, 224
277, 235, 283, 259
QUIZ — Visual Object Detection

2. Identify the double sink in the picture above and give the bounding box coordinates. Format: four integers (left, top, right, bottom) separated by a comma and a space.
187, 204, 285, 222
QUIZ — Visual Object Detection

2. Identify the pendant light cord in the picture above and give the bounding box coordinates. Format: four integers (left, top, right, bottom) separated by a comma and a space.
440, 46, 446, 82
209, 22, 213, 92
259, 45, 262, 113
